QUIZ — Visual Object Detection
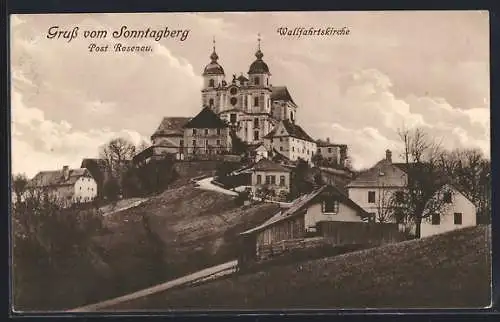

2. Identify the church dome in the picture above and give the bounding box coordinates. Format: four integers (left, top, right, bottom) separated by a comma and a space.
248, 49, 269, 74
203, 49, 225, 76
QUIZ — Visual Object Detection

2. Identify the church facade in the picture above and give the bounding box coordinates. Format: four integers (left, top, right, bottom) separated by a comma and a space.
200, 37, 298, 146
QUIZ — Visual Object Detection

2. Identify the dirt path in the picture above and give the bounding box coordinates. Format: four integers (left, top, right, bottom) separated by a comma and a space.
67, 259, 238, 312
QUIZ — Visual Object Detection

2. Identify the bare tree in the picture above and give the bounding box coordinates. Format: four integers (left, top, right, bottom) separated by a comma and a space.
395, 126, 451, 238
374, 184, 398, 223
99, 137, 136, 178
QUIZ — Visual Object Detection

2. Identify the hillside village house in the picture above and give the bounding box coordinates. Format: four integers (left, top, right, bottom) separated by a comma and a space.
249, 143, 268, 162
315, 138, 348, 168
251, 158, 292, 200
346, 150, 408, 223
420, 183, 477, 238
239, 185, 400, 263
149, 117, 191, 160
80, 158, 110, 198
263, 119, 317, 163
346, 149, 477, 238
26, 166, 98, 207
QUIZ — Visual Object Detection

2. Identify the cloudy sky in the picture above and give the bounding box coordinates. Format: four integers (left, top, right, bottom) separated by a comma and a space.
11, 11, 490, 177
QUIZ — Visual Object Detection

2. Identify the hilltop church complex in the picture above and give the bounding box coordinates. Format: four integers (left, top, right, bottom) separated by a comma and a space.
136, 37, 347, 166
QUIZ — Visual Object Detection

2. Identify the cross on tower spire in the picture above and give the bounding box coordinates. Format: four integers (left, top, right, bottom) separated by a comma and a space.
257, 33, 261, 51
213, 36, 216, 51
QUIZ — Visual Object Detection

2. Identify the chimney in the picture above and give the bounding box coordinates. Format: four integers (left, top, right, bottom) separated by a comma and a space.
62, 165, 70, 181
385, 149, 392, 163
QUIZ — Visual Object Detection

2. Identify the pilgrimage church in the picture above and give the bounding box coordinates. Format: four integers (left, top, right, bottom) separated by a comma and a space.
137, 36, 346, 166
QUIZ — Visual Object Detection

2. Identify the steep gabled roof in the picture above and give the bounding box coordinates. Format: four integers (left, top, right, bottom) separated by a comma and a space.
253, 158, 292, 172
347, 159, 407, 188
183, 107, 228, 129
271, 86, 295, 104
27, 168, 92, 188
152, 117, 192, 138
240, 185, 369, 235
264, 120, 315, 142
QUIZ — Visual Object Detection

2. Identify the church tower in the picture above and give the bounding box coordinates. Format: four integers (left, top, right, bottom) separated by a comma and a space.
246, 34, 274, 144
201, 37, 226, 113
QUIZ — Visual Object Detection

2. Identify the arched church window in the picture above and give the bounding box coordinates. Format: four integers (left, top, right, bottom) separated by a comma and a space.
230, 97, 237, 106
254, 77, 260, 85
290, 111, 294, 121
230, 87, 238, 95
209, 79, 215, 87
266, 78, 269, 86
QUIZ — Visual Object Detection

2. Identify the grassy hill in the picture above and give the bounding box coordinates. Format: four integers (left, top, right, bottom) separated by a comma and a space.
110, 225, 491, 310
73, 183, 280, 309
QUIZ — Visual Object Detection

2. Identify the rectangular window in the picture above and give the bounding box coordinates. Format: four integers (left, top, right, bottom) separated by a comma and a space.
395, 191, 404, 203
192, 140, 196, 146
193, 129, 197, 135
323, 199, 339, 214
443, 192, 452, 203
204, 129, 209, 135
254, 118, 259, 128
271, 175, 276, 185
368, 191, 376, 203
217, 128, 221, 135
328, 148, 332, 153
265, 175, 271, 185
254, 97, 259, 107
454, 212, 463, 225
431, 213, 441, 225
205, 140, 209, 146
280, 146, 283, 151
216, 139, 221, 146
230, 113, 237, 123
180, 139, 184, 146
280, 175, 285, 186
256, 174, 262, 184
254, 131, 259, 141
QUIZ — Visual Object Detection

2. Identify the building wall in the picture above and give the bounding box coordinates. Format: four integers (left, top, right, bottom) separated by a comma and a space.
264, 136, 316, 163
347, 186, 404, 220
420, 189, 476, 238
256, 215, 305, 250
73, 177, 98, 203
183, 127, 231, 154
304, 202, 364, 232
251, 170, 291, 198
317, 145, 340, 163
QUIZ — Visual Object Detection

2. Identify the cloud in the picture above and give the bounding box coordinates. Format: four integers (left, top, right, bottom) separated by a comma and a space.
306, 68, 490, 170
11, 89, 147, 178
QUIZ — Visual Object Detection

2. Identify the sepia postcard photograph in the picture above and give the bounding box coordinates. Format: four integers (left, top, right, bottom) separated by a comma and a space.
9, 11, 492, 313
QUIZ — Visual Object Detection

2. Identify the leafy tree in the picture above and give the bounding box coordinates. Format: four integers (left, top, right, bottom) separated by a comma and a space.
289, 158, 312, 199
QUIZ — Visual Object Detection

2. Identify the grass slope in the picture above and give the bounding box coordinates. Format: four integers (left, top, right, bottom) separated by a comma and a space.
91, 183, 280, 304
112, 225, 491, 310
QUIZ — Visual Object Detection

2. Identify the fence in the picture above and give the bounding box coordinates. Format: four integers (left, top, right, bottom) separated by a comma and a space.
255, 222, 403, 262
317, 221, 402, 245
